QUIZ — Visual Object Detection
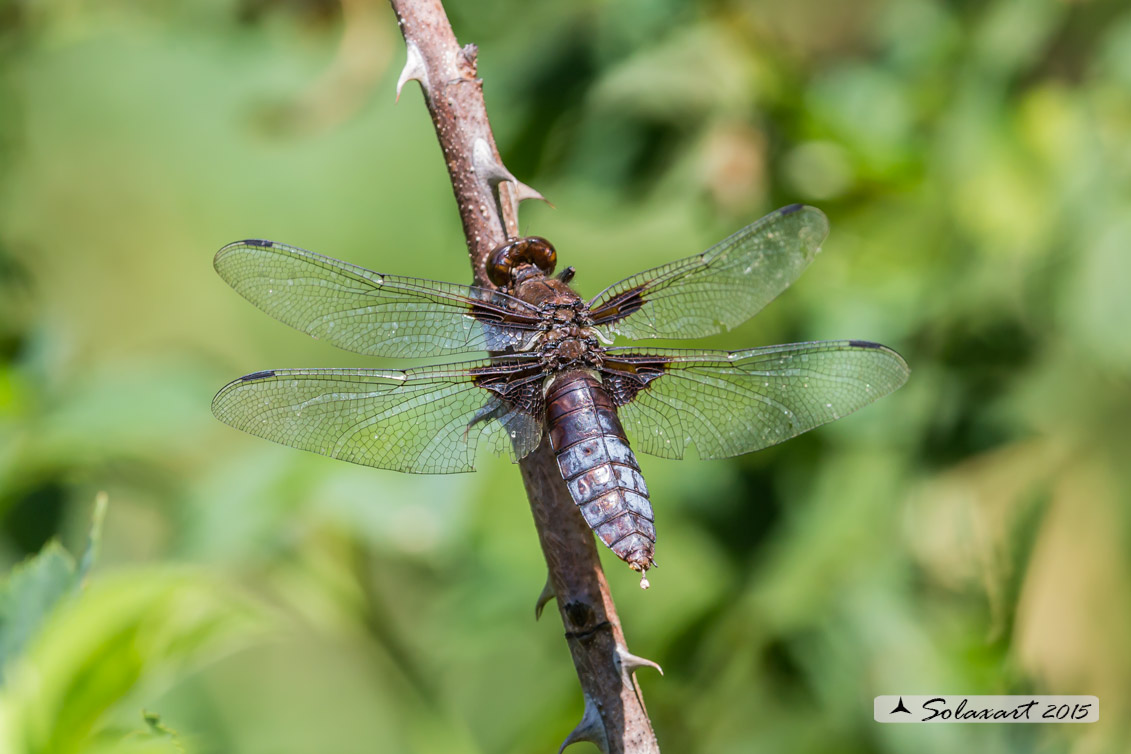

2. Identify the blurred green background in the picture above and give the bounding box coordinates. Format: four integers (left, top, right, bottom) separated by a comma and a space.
1, 0, 1130, 751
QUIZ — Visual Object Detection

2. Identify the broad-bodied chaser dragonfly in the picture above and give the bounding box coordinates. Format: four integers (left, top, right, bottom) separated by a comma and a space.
212, 204, 909, 585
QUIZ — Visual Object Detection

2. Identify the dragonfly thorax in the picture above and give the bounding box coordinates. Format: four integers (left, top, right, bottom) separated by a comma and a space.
539, 325, 602, 371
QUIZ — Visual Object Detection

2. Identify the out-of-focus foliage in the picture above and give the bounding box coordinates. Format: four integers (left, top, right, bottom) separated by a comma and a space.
0, 494, 103, 681
0, 498, 265, 753
0, 0, 1129, 751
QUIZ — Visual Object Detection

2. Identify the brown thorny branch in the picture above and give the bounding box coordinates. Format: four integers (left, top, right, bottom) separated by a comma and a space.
387, 1, 661, 752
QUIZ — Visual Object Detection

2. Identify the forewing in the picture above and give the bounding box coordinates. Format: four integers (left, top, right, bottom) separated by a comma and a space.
215, 240, 544, 357
211, 358, 546, 473
588, 205, 829, 341
601, 341, 909, 460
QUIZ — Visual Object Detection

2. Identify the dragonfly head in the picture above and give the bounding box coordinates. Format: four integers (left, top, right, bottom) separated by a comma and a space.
486, 236, 557, 287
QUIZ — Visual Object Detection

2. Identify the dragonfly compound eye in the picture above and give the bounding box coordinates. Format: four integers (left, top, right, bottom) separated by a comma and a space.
525, 237, 557, 276
486, 237, 557, 287
486, 239, 522, 287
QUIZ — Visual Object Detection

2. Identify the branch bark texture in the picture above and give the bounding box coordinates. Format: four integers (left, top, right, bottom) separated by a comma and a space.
387, 2, 660, 752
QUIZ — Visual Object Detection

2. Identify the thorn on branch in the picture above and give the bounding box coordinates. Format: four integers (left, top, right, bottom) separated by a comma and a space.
616, 645, 664, 678
396, 41, 427, 102
514, 181, 552, 206
472, 138, 548, 212
559, 693, 610, 754
535, 576, 556, 620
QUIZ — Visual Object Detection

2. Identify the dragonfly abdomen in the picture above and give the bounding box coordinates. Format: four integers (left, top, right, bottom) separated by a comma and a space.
546, 371, 656, 577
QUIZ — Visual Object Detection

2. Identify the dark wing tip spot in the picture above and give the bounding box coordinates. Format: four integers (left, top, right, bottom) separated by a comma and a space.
779, 203, 805, 216
240, 370, 276, 382
242, 239, 275, 248
848, 340, 884, 349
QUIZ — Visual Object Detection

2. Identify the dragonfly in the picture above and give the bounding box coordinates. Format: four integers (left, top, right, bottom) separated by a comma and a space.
212, 204, 909, 587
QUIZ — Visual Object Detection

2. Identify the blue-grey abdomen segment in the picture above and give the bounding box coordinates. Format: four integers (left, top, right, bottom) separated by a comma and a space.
545, 371, 655, 571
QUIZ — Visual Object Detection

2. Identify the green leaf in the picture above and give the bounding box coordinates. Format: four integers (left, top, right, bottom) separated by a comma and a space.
0, 493, 110, 684
0, 569, 267, 754
76, 492, 109, 589
0, 542, 77, 683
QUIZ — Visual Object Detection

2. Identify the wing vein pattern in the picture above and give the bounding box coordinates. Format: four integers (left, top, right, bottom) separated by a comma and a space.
602, 340, 909, 460
588, 205, 830, 341
211, 359, 545, 473
215, 241, 545, 357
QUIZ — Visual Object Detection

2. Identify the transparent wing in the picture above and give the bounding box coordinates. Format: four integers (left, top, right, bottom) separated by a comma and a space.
601, 340, 909, 460
215, 240, 545, 357
211, 358, 546, 473
588, 205, 829, 341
